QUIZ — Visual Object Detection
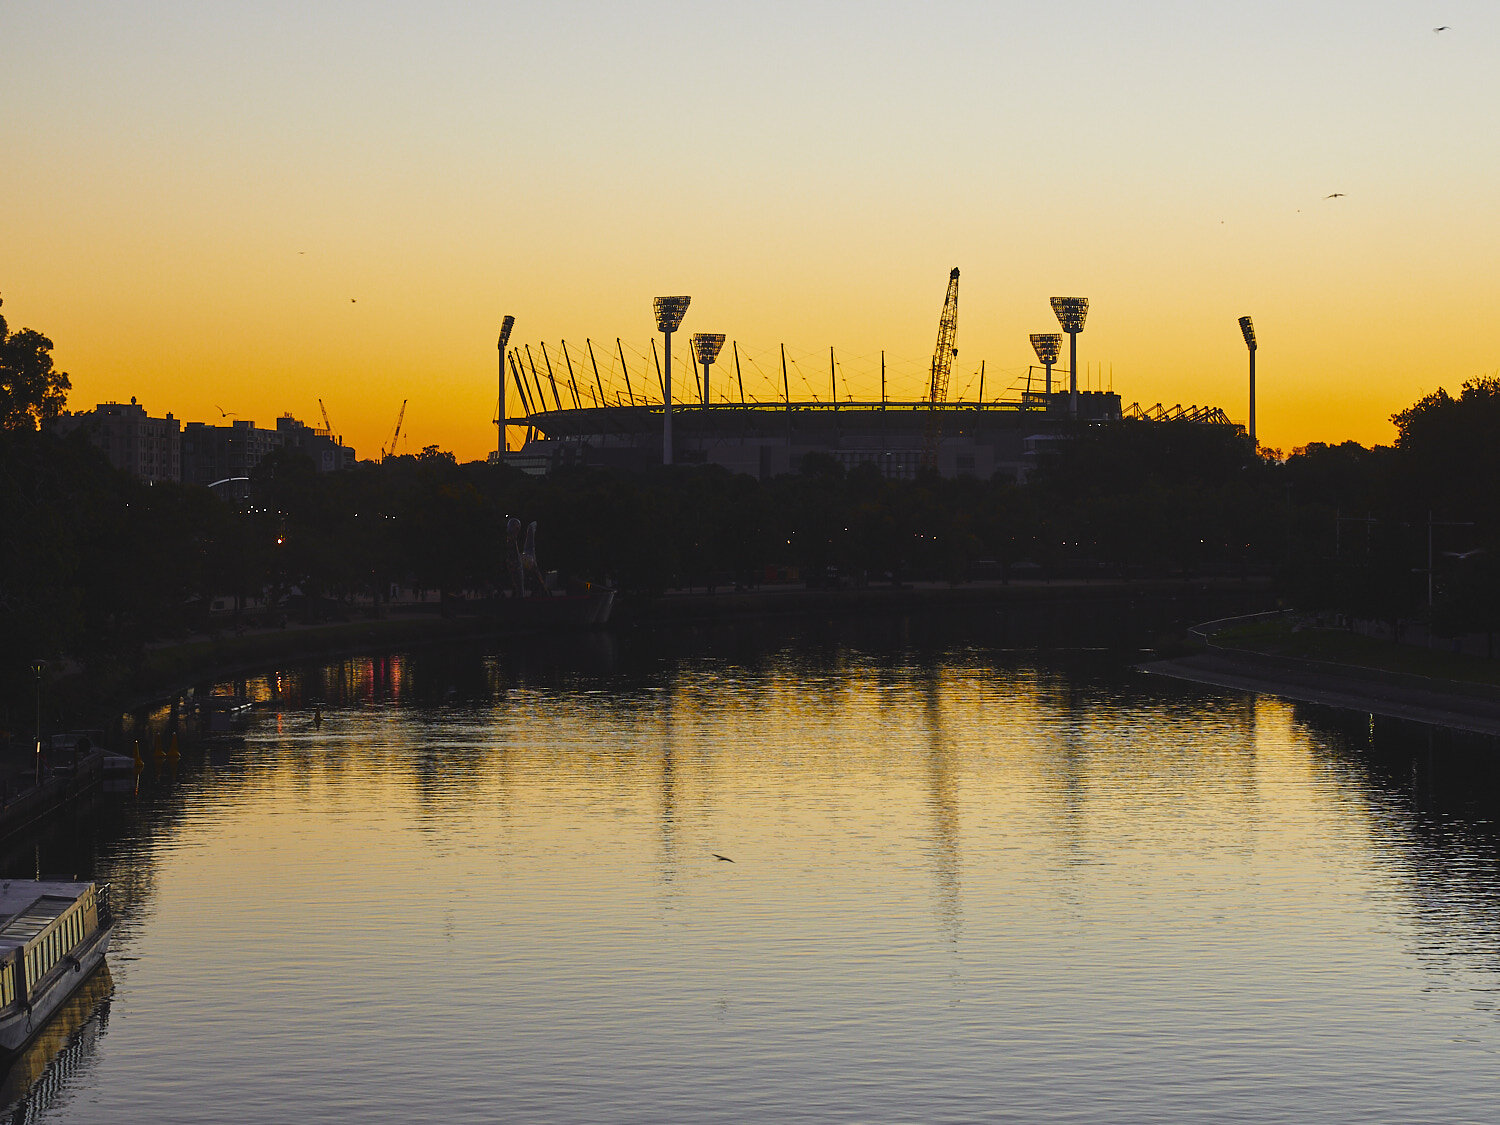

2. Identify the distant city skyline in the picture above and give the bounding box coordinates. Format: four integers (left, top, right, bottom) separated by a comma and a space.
4, 1, 1497, 462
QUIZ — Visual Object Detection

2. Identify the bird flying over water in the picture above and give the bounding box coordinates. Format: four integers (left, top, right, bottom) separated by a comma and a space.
712, 854, 735, 863
1434, 26, 1451, 33
1325, 192, 1345, 198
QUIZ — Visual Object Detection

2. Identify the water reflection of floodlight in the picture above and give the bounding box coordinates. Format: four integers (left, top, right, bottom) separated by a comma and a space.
496, 315, 515, 456
692, 333, 726, 404
1030, 333, 1062, 398
653, 296, 691, 464
1239, 315, 1257, 444
1050, 298, 1089, 417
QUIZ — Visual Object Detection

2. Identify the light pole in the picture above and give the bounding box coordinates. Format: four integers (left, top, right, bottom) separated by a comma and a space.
496, 315, 515, 457
1238, 315, 1257, 445
653, 296, 691, 465
1050, 298, 1089, 418
691, 334, 726, 405
1030, 333, 1062, 400
30, 660, 45, 787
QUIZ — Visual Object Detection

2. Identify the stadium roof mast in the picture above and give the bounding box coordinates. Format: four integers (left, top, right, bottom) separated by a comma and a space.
920, 268, 961, 471
654, 296, 691, 465
495, 315, 514, 455
1050, 298, 1089, 418
1238, 316, 1257, 445
692, 333, 726, 405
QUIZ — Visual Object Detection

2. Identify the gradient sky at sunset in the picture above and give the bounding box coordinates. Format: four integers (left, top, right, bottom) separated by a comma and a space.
4, 1, 1497, 462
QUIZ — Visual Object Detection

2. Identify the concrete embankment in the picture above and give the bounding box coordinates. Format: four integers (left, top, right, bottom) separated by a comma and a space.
614, 576, 1273, 628
0, 751, 105, 843
1141, 645, 1500, 737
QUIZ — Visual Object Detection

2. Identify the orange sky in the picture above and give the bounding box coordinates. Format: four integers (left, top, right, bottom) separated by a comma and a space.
4, 2, 1497, 462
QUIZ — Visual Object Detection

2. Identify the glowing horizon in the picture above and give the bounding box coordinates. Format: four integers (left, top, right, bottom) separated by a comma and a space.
4, 2, 1497, 463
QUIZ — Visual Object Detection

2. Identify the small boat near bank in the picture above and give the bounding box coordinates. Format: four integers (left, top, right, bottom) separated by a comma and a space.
0, 882, 113, 1060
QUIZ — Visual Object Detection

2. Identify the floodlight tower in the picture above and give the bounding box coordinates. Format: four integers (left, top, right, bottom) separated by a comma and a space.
496, 315, 515, 456
1029, 333, 1062, 399
1050, 298, 1089, 418
1238, 315, 1257, 445
692, 333, 726, 404
653, 295, 691, 465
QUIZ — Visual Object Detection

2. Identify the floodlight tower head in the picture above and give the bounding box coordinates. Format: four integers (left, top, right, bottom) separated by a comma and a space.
497, 315, 515, 350
1050, 297, 1089, 334
1029, 333, 1062, 366
1238, 315, 1257, 351
691, 333, 726, 366
654, 296, 691, 333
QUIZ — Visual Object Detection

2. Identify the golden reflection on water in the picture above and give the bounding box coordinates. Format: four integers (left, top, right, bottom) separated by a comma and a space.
67, 645, 1500, 1123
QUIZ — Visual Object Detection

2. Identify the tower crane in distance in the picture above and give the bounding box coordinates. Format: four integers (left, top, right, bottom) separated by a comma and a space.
921, 267, 960, 471
318, 397, 336, 440
382, 399, 407, 461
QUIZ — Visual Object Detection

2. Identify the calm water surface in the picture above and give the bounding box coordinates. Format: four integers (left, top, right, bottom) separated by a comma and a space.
9, 618, 1500, 1123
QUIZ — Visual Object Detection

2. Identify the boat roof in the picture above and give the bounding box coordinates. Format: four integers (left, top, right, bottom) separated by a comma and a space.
0, 881, 92, 955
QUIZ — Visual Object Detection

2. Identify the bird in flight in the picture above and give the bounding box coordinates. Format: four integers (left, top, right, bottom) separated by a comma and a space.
1325, 192, 1345, 199
712, 854, 735, 863
1434, 26, 1451, 33
350, 298, 357, 303
213, 403, 235, 418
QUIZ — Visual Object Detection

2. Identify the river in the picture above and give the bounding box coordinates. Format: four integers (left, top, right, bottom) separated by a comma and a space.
6, 612, 1500, 1123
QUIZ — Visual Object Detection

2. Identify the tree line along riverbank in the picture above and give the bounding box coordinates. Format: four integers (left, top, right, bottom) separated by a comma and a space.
7, 372, 1500, 741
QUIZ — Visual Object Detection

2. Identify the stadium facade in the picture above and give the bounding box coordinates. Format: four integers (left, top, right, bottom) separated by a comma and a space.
499, 390, 1125, 481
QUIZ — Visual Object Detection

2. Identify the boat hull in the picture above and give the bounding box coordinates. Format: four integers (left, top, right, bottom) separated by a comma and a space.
0, 924, 113, 1060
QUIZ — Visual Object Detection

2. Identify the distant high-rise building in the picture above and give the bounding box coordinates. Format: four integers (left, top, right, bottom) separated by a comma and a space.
56, 402, 357, 488
180, 419, 281, 487
181, 414, 356, 486
274, 414, 357, 474
52, 398, 181, 482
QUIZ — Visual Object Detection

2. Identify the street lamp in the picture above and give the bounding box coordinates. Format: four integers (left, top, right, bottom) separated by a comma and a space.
691, 333, 726, 405
30, 660, 45, 786
1029, 333, 1062, 399
653, 296, 691, 465
1050, 298, 1089, 418
496, 315, 515, 456
1238, 315, 1257, 445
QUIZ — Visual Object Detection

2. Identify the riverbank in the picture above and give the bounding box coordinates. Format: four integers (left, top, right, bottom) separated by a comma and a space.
0, 750, 105, 844
1141, 614, 1500, 736
29, 576, 1273, 736
614, 575, 1274, 628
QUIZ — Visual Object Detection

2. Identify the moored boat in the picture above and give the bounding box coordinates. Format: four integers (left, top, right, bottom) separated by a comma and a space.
0, 881, 113, 1059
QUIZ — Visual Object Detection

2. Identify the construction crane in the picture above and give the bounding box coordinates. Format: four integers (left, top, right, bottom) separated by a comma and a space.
382, 399, 407, 461
921, 267, 960, 470
318, 397, 336, 440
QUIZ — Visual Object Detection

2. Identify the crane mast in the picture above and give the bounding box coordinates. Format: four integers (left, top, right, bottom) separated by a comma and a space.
921, 267, 960, 470
383, 399, 407, 461
318, 397, 335, 438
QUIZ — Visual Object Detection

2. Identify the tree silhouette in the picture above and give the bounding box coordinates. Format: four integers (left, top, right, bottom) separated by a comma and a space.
0, 301, 71, 430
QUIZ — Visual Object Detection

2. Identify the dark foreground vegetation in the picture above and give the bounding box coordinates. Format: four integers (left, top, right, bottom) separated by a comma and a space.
5, 299, 1500, 729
